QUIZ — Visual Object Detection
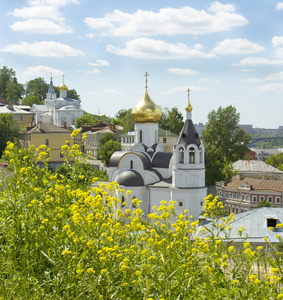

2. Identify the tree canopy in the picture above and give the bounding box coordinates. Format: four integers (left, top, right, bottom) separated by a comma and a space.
159, 106, 184, 134
98, 132, 121, 165
112, 109, 135, 133
74, 112, 97, 128
202, 106, 251, 185
0, 113, 21, 157
265, 153, 283, 171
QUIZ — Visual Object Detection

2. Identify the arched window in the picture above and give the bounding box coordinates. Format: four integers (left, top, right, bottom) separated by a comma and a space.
179, 147, 184, 163
189, 147, 195, 164
139, 130, 142, 143
121, 196, 125, 207
130, 160, 133, 169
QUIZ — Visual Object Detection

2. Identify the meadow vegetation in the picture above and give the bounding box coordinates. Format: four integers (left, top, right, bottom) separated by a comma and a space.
0, 132, 283, 299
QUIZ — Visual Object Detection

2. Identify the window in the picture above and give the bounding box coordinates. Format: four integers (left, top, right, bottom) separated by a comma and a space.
132, 197, 137, 208
19, 115, 23, 121
266, 177, 270, 180
121, 196, 125, 207
267, 218, 277, 227
229, 193, 231, 198
276, 197, 281, 204
268, 196, 273, 203
200, 201, 203, 206
130, 160, 133, 169
189, 147, 195, 163
246, 195, 250, 201
163, 138, 167, 143
260, 196, 265, 201
45, 139, 49, 146
139, 130, 142, 143
179, 147, 184, 164
236, 209, 238, 214
232, 193, 235, 199
241, 195, 245, 200
60, 152, 63, 158
225, 193, 228, 198
252, 196, 257, 202
179, 201, 183, 207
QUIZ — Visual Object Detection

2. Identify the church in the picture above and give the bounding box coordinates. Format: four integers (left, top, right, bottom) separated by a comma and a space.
31, 76, 83, 128
108, 73, 207, 220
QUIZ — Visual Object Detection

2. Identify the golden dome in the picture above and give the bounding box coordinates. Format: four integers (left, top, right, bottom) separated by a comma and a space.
60, 75, 68, 90
131, 89, 162, 123
185, 88, 193, 112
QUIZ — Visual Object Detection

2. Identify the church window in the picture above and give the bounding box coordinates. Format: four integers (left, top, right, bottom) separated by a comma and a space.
189, 147, 195, 163
45, 139, 49, 146
179, 147, 184, 163
121, 196, 125, 207
139, 130, 142, 143
130, 160, 133, 169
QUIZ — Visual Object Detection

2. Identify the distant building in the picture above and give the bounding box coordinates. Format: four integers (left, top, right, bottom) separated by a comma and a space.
31, 76, 83, 128
0, 102, 34, 127
250, 148, 281, 160
18, 122, 73, 169
233, 160, 283, 180
198, 207, 283, 248
216, 176, 283, 214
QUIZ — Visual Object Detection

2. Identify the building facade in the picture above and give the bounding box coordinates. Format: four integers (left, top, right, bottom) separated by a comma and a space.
108, 76, 207, 220
31, 76, 83, 128
0, 103, 34, 127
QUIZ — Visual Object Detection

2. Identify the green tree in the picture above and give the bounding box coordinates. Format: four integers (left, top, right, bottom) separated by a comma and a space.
265, 153, 283, 171
0, 113, 20, 157
75, 112, 97, 128
98, 132, 121, 165
67, 88, 80, 100
22, 95, 43, 106
6, 79, 24, 104
112, 109, 135, 133
0, 66, 22, 100
25, 77, 49, 102
257, 199, 271, 208
202, 106, 251, 185
159, 107, 184, 134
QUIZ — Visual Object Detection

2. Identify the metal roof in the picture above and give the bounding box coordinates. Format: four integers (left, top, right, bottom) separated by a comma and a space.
233, 160, 283, 174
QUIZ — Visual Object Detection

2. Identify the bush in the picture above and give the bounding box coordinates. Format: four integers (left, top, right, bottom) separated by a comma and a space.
0, 140, 282, 299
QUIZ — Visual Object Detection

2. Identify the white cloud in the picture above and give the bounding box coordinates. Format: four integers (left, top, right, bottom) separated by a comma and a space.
265, 72, 283, 81
276, 3, 283, 10
104, 89, 123, 95
258, 83, 283, 92
242, 78, 264, 83
86, 69, 101, 74
233, 57, 283, 67
8, 0, 78, 34
11, 19, 73, 34
22, 65, 63, 76
272, 36, 283, 59
86, 33, 95, 39
85, 2, 247, 37
106, 38, 215, 59
1, 41, 84, 57
88, 60, 110, 67
160, 85, 208, 95
213, 38, 264, 55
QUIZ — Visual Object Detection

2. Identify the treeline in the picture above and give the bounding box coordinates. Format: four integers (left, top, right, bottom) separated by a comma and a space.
0, 66, 80, 106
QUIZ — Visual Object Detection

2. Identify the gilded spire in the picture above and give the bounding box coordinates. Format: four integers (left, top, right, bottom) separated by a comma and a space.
60, 74, 68, 91
50, 72, 53, 81
131, 72, 162, 123
185, 88, 193, 112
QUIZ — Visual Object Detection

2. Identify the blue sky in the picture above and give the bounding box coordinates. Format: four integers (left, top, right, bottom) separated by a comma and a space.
1, 0, 283, 128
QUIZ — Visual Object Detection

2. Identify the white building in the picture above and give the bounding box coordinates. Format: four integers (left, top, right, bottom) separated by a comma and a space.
108, 76, 207, 220
31, 76, 83, 128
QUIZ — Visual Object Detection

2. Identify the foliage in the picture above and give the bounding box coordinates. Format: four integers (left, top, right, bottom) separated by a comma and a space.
159, 106, 184, 134
22, 95, 43, 106
0, 113, 21, 157
25, 77, 49, 102
202, 106, 251, 185
99, 139, 121, 165
266, 153, 283, 171
0, 66, 23, 102
257, 199, 272, 208
74, 112, 97, 128
0, 143, 283, 298
112, 109, 135, 133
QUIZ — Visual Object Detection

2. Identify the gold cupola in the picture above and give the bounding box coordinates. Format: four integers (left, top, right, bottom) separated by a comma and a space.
60, 75, 68, 91
185, 88, 193, 112
131, 72, 162, 123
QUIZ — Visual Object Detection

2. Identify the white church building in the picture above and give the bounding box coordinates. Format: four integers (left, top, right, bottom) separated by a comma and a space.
108, 74, 207, 220
31, 76, 83, 128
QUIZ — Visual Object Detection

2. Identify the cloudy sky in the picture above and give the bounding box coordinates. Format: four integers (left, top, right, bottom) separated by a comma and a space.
1, 0, 283, 128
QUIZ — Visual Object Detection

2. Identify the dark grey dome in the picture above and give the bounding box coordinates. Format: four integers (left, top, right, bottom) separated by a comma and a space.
116, 170, 144, 187
152, 152, 172, 168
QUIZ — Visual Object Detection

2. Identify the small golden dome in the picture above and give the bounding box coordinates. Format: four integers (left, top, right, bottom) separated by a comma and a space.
185, 88, 193, 112
60, 75, 68, 90
132, 89, 162, 123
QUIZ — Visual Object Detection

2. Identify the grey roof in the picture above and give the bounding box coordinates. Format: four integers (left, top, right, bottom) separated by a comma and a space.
152, 152, 172, 168
108, 151, 128, 167
158, 127, 178, 137
233, 160, 283, 174
198, 207, 283, 243
116, 170, 144, 186
108, 151, 151, 170
176, 119, 201, 147
22, 122, 71, 134
148, 177, 172, 188
48, 79, 56, 94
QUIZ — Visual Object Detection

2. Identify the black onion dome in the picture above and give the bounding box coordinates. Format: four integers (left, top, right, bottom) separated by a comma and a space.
116, 170, 144, 186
